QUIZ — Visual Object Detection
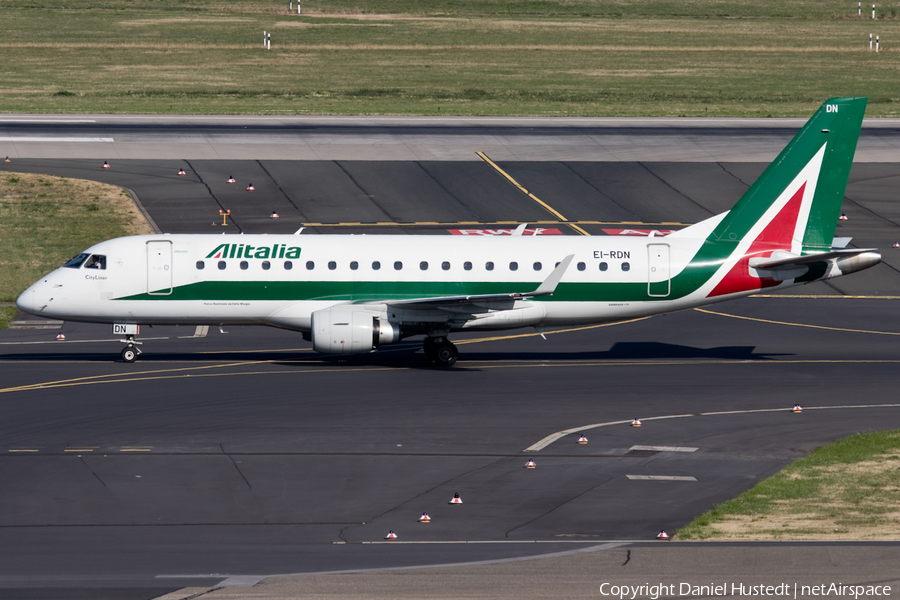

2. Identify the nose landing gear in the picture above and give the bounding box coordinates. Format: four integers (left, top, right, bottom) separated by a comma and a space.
423, 336, 458, 367
120, 334, 142, 363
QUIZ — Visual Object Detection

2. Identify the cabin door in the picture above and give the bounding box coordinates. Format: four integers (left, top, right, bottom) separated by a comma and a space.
147, 240, 173, 295
647, 243, 670, 297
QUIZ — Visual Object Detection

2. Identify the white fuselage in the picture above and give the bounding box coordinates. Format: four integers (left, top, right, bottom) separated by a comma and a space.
17, 226, 767, 335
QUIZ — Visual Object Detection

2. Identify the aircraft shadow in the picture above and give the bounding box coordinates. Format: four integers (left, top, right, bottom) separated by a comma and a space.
0, 342, 790, 369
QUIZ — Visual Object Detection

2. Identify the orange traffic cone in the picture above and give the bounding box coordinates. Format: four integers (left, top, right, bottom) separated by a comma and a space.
102, 161, 110, 169
577, 434, 588, 444
657, 530, 670, 540
56, 333, 65, 341
449, 493, 463, 505
178, 169, 186, 176
792, 404, 802, 413
247, 184, 255, 191
525, 459, 536, 469
631, 418, 642, 427
418, 512, 431, 523
227, 176, 235, 183
385, 530, 397, 540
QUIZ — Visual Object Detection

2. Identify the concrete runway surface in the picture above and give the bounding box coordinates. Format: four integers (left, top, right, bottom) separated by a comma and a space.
0, 117, 899, 599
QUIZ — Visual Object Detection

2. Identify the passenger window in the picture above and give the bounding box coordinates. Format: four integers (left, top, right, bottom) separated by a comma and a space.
394, 261, 403, 270
306, 261, 315, 270
509, 262, 518, 271
533, 262, 542, 271
196, 261, 205, 270
84, 254, 106, 270
464, 261, 472, 271
218, 261, 226, 270
486, 261, 494, 271
63, 253, 90, 269
442, 261, 450, 271
372, 261, 381, 270
577, 262, 586, 271
262, 261, 271, 270
420, 261, 429, 271
350, 261, 358, 271
599, 262, 608, 272
622, 262, 630, 272
284, 261, 293, 270
328, 261, 337, 270
240, 261, 249, 270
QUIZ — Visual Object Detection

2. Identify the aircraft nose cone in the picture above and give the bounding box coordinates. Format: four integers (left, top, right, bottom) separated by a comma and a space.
15, 288, 34, 315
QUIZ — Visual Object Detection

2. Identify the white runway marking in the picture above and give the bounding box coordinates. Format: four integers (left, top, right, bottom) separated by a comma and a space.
626, 475, 697, 481
0, 136, 113, 142
630, 445, 698, 453
525, 404, 900, 452
0, 119, 96, 123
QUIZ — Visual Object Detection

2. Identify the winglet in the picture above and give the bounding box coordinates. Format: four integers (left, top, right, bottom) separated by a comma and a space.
529, 254, 574, 297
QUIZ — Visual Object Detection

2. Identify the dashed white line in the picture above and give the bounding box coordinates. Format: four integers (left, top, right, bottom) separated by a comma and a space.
0, 136, 113, 142
626, 475, 697, 481
630, 445, 698, 453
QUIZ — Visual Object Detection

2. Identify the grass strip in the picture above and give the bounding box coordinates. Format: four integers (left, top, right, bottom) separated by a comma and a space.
1, 1, 900, 116
678, 429, 900, 540
0, 172, 152, 328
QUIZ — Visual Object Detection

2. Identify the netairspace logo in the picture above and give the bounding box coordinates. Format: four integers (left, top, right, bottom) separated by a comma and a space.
598, 582, 892, 599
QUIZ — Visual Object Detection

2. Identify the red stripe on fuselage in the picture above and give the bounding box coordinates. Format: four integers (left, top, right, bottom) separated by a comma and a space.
707, 183, 806, 298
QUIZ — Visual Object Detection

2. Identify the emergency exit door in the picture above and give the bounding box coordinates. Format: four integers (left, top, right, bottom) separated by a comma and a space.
647, 243, 670, 297
147, 240, 173, 295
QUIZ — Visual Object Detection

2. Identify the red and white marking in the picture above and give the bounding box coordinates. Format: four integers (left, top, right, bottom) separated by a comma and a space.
448, 228, 564, 236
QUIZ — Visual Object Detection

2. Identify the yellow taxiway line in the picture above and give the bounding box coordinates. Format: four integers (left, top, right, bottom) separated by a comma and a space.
476, 151, 590, 236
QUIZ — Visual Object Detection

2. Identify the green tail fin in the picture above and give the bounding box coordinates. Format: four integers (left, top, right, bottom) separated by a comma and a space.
712, 97, 867, 252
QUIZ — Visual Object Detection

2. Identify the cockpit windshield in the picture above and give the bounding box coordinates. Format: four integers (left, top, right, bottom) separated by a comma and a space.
62, 253, 90, 269
62, 253, 106, 270
84, 254, 106, 270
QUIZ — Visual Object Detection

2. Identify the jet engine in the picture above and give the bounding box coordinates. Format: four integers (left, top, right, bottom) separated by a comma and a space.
310, 306, 400, 355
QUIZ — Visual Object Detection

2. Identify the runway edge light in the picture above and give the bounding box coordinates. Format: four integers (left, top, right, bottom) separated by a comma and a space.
56, 333, 65, 341
449, 493, 463, 505
631, 418, 642, 427
419, 512, 431, 523
577, 434, 588, 444
793, 404, 803, 413
657, 530, 670, 540
525, 459, 536, 469
385, 530, 397, 540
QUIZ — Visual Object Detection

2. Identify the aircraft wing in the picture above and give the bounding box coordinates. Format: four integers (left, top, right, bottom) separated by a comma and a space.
383, 254, 574, 308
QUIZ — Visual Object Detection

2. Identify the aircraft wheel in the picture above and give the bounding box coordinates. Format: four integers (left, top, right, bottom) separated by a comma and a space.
432, 340, 458, 367
423, 336, 437, 358
121, 347, 137, 363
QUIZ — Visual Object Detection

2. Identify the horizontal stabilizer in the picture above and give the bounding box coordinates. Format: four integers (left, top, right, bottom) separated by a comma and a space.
751, 248, 878, 271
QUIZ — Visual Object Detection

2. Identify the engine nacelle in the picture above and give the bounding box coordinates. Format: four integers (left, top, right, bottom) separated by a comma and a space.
310, 306, 400, 355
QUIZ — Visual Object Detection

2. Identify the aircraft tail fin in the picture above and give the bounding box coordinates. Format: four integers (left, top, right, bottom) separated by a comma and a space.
712, 97, 867, 254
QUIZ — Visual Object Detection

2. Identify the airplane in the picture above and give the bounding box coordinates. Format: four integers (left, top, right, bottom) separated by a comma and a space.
16, 97, 880, 367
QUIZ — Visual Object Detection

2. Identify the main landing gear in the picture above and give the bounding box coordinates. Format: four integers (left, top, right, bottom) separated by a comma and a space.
120, 334, 142, 363
423, 336, 458, 367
